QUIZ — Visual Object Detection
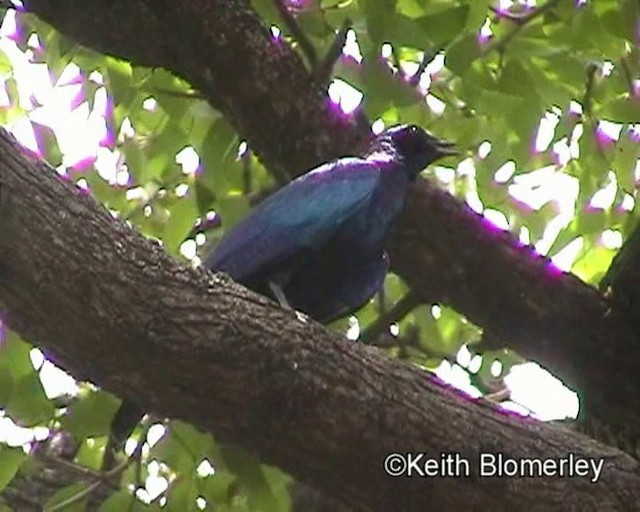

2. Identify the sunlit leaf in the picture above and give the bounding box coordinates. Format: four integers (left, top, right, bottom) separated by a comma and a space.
60, 390, 120, 439
0, 445, 26, 492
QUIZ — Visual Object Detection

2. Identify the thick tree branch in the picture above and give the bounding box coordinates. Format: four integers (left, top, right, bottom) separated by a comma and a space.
2, 127, 640, 511
19, 0, 640, 448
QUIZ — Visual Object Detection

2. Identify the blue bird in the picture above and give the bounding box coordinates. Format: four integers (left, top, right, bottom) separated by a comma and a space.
205, 124, 456, 322
103, 125, 455, 470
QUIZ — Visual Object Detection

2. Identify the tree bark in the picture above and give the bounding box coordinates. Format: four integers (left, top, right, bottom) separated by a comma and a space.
1, 127, 640, 511
20, 0, 640, 448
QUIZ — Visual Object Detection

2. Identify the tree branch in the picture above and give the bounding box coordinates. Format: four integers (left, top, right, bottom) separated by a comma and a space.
2, 126, 640, 511
273, 0, 318, 70
19, 0, 640, 452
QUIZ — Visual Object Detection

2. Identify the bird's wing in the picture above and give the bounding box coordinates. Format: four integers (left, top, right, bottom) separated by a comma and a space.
204, 158, 381, 281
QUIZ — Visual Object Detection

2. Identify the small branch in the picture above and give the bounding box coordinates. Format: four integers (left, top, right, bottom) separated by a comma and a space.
273, 0, 318, 70
44, 418, 152, 511
123, 173, 188, 222
620, 56, 636, 97
483, 0, 562, 56
360, 289, 421, 345
582, 62, 598, 118
408, 51, 433, 88
489, 5, 542, 24
242, 149, 253, 196
149, 87, 202, 100
390, 45, 403, 76
45, 458, 129, 512
313, 18, 352, 86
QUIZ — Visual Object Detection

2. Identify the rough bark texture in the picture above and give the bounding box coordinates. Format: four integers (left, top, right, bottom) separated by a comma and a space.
20, 0, 640, 448
2, 128, 640, 511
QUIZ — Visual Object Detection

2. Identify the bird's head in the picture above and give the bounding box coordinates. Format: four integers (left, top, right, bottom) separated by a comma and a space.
381, 124, 457, 179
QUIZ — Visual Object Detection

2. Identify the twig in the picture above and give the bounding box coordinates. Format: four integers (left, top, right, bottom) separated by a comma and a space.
620, 56, 637, 97
313, 18, 352, 86
242, 148, 253, 196
390, 45, 403, 76
408, 51, 433, 88
149, 87, 202, 100
581, 64, 612, 164
582, 62, 598, 118
360, 289, 421, 345
483, 0, 563, 56
376, 287, 387, 317
273, 0, 318, 69
44, 457, 129, 512
44, 420, 153, 511
489, 5, 540, 24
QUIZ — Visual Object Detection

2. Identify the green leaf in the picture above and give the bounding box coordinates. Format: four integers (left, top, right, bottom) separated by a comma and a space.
105, 59, 134, 107
6, 371, 55, 426
200, 471, 236, 507
404, 305, 442, 352
0, 333, 33, 380
464, 0, 489, 33
217, 193, 251, 232
445, 34, 481, 76
388, 15, 433, 49
359, 56, 419, 118
477, 89, 525, 118
98, 490, 141, 512
0, 445, 26, 491
219, 445, 281, 512
572, 246, 616, 284
0, 49, 12, 74
31, 122, 62, 167
507, 38, 571, 59
598, 95, 640, 124
152, 421, 213, 474
198, 118, 239, 196
0, 365, 13, 406
575, 210, 608, 236
416, 6, 469, 47
165, 477, 198, 512
75, 437, 107, 471
122, 139, 148, 184
572, 6, 626, 57
297, 10, 331, 39
396, 0, 426, 18
0, 97, 25, 125
598, 0, 639, 43
60, 390, 120, 439
612, 133, 640, 192
578, 123, 610, 190
361, 0, 397, 44
250, 0, 281, 26
163, 193, 199, 254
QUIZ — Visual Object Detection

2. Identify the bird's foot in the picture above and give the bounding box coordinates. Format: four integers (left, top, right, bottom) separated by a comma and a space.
269, 281, 292, 309
269, 281, 308, 323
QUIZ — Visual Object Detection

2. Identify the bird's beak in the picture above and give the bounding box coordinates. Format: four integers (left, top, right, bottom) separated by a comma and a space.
434, 139, 458, 158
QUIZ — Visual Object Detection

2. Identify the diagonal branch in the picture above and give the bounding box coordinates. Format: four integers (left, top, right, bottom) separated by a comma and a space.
19, 0, 640, 450
2, 126, 640, 511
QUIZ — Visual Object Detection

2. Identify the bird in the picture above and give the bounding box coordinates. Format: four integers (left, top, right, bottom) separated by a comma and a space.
205, 124, 456, 322
102, 124, 455, 470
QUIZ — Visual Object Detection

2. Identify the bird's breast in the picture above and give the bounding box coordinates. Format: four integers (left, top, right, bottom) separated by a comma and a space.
344, 167, 409, 251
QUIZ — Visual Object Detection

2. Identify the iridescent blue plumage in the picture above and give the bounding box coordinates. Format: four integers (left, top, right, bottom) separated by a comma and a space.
204, 124, 455, 322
